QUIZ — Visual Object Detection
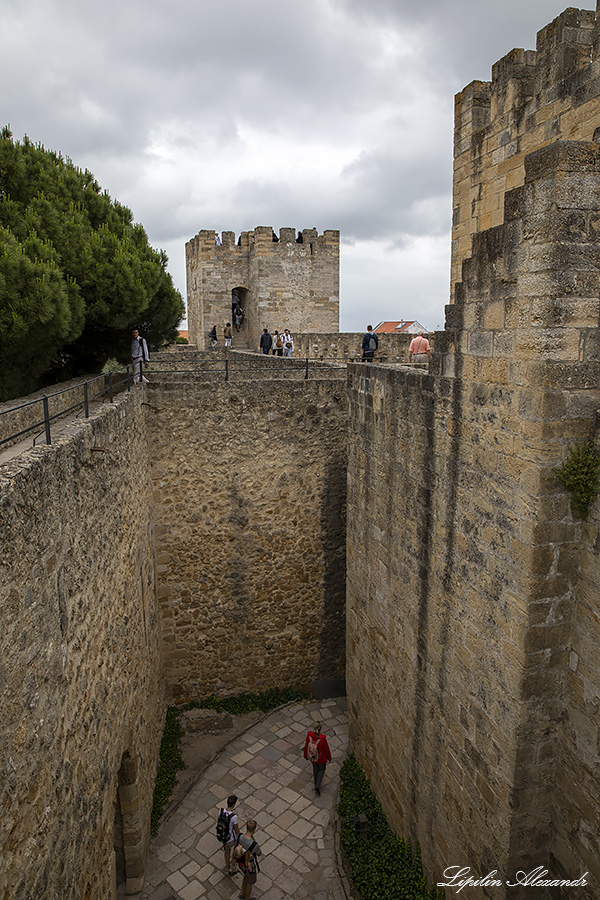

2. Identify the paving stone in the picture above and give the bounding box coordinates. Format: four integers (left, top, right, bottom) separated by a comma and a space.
138, 701, 348, 900
272, 844, 297, 866
178, 880, 206, 900
273, 810, 298, 830
157, 842, 181, 863
167, 871, 188, 892
259, 887, 286, 900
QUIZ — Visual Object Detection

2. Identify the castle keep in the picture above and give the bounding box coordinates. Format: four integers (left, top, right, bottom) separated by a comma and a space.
185, 226, 340, 349
3, 6, 600, 900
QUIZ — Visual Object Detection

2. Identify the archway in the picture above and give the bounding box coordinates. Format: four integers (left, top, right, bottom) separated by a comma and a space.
231, 287, 249, 343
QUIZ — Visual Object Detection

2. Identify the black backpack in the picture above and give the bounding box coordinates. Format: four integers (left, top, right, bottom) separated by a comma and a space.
216, 808, 233, 844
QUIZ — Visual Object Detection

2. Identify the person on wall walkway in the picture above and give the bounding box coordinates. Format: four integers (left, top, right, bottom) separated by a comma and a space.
224, 323, 233, 347
259, 329, 272, 354
209, 325, 218, 347
361, 325, 378, 362
408, 333, 431, 363
303, 720, 331, 796
283, 328, 294, 357
131, 328, 149, 383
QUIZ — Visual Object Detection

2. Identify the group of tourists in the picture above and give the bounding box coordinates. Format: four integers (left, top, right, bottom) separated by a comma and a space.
259, 327, 294, 356
361, 325, 432, 363
215, 722, 331, 900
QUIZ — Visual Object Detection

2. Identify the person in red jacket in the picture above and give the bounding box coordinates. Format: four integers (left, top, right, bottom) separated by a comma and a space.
303, 720, 332, 796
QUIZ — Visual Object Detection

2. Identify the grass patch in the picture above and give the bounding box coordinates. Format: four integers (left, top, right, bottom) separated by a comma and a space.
151, 687, 310, 833
338, 755, 443, 900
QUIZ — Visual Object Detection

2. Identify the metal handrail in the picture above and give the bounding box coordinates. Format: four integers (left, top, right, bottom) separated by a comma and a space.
0, 370, 133, 449
0, 355, 357, 450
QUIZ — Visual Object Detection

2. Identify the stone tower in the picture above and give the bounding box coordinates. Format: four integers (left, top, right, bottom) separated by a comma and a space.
451, 5, 599, 301
185, 226, 340, 349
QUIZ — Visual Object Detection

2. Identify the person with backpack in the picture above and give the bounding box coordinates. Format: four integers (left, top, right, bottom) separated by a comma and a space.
234, 305, 244, 332
303, 720, 332, 796
233, 819, 261, 899
361, 325, 378, 362
216, 794, 240, 875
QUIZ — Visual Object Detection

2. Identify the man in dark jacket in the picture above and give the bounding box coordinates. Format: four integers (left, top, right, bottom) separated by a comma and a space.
361, 325, 378, 362
259, 329, 273, 355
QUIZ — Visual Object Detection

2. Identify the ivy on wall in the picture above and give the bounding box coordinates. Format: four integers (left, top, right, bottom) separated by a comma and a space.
338, 755, 443, 900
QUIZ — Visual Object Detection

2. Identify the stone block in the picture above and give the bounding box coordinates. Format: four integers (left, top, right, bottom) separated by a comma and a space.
181, 709, 234, 734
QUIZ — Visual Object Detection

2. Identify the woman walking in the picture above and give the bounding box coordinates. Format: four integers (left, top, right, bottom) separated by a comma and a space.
303, 721, 331, 796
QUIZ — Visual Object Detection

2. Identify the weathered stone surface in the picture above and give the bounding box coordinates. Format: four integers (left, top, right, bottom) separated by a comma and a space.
451, 7, 598, 298
0, 391, 165, 900
186, 226, 340, 349
181, 709, 233, 734
149, 376, 348, 704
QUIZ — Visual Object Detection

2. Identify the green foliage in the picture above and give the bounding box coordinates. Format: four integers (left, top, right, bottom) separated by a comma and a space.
0, 127, 184, 399
338, 755, 443, 900
151, 707, 185, 834
176, 335, 189, 344
151, 687, 310, 834
554, 440, 600, 519
183, 686, 310, 716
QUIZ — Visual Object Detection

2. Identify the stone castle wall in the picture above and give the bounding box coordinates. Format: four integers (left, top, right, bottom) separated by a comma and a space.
347, 140, 600, 897
0, 392, 165, 899
186, 226, 339, 350
451, 5, 600, 299
148, 375, 348, 703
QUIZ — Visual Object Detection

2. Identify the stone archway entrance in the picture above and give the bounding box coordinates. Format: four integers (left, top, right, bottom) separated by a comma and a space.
231, 286, 250, 347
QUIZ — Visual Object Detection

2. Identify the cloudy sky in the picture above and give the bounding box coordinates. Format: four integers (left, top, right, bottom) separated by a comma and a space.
1, 0, 580, 332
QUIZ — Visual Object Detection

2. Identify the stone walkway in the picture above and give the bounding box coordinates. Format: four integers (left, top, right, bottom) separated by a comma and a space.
138, 698, 349, 900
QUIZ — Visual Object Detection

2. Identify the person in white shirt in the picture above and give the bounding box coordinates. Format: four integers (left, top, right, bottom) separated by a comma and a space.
283, 329, 294, 357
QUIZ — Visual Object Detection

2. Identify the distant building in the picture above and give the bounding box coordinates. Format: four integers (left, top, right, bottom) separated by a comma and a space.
373, 320, 428, 335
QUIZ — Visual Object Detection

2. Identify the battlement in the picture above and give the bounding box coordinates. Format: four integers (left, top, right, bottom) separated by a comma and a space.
451, 5, 600, 300
186, 226, 340, 348
187, 226, 339, 257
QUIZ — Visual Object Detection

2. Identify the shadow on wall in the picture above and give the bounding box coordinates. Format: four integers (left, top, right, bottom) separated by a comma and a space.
315, 449, 347, 697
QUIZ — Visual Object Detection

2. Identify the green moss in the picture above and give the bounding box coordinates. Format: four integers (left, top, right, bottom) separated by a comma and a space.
554, 440, 600, 519
338, 755, 443, 900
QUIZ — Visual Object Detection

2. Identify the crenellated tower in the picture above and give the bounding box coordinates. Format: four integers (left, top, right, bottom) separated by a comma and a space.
451, 4, 599, 300
185, 226, 340, 348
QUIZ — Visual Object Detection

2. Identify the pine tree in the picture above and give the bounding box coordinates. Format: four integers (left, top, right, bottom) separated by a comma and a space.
0, 126, 184, 400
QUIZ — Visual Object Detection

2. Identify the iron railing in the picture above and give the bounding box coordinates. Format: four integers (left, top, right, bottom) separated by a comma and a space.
0, 355, 356, 450
0, 370, 134, 449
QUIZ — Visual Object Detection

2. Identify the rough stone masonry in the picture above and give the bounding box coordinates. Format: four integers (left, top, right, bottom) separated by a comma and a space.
3, 6, 600, 900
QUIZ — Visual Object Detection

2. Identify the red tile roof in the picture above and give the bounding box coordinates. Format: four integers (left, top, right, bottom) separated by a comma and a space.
374, 321, 421, 333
